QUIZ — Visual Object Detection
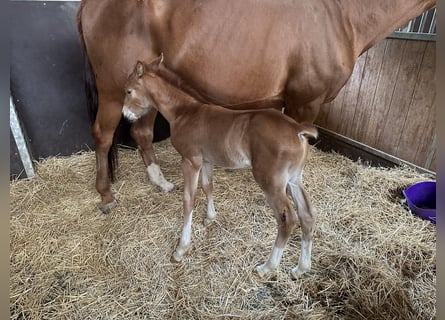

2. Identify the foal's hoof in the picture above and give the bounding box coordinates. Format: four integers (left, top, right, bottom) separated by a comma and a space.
203, 218, 215, 227
160, 181, 175, 193
290, 266, 309, 280
98, 200, 117, 214
255, 264, 268, 278
171, 252, 183, 263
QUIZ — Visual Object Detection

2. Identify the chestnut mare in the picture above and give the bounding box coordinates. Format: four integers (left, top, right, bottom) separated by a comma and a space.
77, 0, 435, 212
122, 57, 318, 278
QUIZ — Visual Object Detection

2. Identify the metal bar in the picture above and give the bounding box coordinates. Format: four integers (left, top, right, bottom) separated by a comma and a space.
418, 12, 427, 33
428, 10, 436, 34
10, 96, 35, 178
399, 20, 412, 33
315, 126, 436, 176
395, 8, 436, 36
407, 19, 414, 32
387, 32, 436, 41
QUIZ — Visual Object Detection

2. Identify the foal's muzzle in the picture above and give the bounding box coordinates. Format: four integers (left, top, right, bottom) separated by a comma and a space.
122, 105, 139, 122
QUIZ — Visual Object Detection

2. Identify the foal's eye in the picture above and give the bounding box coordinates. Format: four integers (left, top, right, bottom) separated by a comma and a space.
127, 90, 132, 95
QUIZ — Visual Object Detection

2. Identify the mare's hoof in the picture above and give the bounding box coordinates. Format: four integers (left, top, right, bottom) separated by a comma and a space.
98, 199, 117, 213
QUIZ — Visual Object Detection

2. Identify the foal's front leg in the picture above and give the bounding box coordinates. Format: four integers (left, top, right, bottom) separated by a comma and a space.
172, 157, 201, 262
130, 109, 174, 192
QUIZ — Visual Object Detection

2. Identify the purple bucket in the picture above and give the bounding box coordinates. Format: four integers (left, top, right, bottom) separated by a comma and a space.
402, 181, 436, 224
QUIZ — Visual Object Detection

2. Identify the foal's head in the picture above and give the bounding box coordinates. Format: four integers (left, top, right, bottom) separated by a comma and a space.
122, 56, 163, 122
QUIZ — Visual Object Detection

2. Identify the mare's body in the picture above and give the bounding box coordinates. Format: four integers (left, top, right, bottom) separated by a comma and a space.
77, 0, 435, 211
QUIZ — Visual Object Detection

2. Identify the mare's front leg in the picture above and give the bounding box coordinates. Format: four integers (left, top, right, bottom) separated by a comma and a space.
283, 88, 324, 124
130, 108, 174, 192
92, 98, 123, 213
201, 162, 216, 226
172, 157, 201, 262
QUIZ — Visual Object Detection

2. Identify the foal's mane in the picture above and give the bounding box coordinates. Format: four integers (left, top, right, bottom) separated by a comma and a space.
148, 62, 214, 104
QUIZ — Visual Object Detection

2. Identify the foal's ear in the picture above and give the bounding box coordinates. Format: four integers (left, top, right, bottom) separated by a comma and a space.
150, 53, 164, 67
135, 61, 145, 78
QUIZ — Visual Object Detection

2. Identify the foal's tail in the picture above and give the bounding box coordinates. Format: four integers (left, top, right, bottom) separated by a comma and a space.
297, 124, 318, 143
77, 4, 118, 182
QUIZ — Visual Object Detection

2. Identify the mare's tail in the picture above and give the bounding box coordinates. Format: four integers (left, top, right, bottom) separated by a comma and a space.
77, 4, 118, 182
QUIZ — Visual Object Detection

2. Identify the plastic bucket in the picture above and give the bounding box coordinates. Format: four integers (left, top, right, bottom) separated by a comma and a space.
402, 181, 436, 224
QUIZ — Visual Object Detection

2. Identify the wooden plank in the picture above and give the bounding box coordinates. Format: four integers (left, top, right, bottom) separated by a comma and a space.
320, 80, 347, 132
428, 148, 436, 172
423, 132, 436, 171
414, 92, 436, 167
396, 41, 435, 167
314, 103, 330, 128
337, 51, 367, 137
377, 40, 427, 154
413, 46, 436, 170
361, 39, 406, 148
349, 40, 387, 142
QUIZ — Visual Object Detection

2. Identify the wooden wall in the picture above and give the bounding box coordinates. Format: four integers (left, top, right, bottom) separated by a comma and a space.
316, 38, 436, 171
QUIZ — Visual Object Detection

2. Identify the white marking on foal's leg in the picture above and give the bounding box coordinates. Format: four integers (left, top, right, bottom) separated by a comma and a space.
204, 198, 216, 227
172, 210, 193, 262
147, 163, 174, 192
256, 246, 284, 278
291, 239, 312, 278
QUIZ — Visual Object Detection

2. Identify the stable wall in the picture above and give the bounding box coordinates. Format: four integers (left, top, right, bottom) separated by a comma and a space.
316, 38, 436, 172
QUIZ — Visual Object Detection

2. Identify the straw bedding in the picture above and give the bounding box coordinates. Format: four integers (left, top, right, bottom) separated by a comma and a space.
10, 139, 436, 319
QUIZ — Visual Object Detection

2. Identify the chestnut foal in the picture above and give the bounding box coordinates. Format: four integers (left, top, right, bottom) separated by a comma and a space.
122, 58, 318, 278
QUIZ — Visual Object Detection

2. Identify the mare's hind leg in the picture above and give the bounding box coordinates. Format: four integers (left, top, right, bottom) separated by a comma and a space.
287, 172, 316, 278
255, 182, 298, 278
92, 97, 123, 212
201, 161, 216, 226
130, 108, 174, 192
172, 157, 202, 262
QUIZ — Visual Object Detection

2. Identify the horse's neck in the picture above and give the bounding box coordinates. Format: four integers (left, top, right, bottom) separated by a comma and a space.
158, 64, 211, 103
343, 0, 435, 56
148, 77, 198, 122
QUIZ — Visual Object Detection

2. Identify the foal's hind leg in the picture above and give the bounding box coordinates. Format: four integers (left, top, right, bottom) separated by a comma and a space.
201, 161, 216, 226
256, 185, 298, 278
172, 157, 201, 262
287, 173, 316, 278
130, 108, 174, 192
